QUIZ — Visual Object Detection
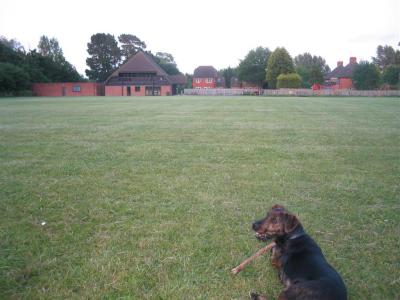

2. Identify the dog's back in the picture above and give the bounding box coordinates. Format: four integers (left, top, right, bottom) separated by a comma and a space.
279, 234, 347, 300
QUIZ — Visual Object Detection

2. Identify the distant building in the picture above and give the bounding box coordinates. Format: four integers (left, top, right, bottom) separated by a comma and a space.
229, 76, 262, 89
32, 82, 104, 97
322, 57, 358, 90
105, 51, 186, 96
32, 51, 186, 97
192, 66, 224, 88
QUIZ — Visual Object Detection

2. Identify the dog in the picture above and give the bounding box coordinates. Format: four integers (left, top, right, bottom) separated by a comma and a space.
250, 204, 347, 300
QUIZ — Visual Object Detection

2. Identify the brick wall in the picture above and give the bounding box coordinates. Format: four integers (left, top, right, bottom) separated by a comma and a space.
161, 85, 172, 96
339, 78, 354, 89
105, 86, 123, 96
32, 82, 103, 96
192, 78, 216, 89
105, 85, 172, 96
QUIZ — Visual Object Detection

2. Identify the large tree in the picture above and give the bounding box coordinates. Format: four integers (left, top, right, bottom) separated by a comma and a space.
0, 38, 25, 65
294, 53, 330, 88
86, 33, 121, 82
36, 36, 82, 82
153, 51, 180, 75
37, 36, 64, 64
237, 47, 270, 87
382, 65, 400, 86
184, 73, 193, 89
220, 67, 237, 88
266, 47, 294, 89
25, 49, 83, 82
372, 45, 400, 70
0, 36, 24, 52
118, 34, 146, 61
352, 61, 381, 90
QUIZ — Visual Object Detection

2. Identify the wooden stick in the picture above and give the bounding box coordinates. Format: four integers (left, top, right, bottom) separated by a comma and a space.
231, 242, 276, 275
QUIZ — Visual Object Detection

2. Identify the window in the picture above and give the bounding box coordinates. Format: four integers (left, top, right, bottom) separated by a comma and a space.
206, 78, 213, 83
145, 86, 161, 96
135, 86, 140, 92
195, 78, 201, 83
72, 85, 81, 92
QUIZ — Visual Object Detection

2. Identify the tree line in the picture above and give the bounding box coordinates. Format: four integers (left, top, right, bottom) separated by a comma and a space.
219, 47, 330, 89
220, 44, 400, 90
1, 32, 399, 95
0, 36, 83, 95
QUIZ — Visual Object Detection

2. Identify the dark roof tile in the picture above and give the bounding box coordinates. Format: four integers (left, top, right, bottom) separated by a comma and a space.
326, 61, 358, 79
105, 51, 187, 85
169, 74, 187, 85
106, 51, 168, 83
193, 66, 218, 78
338, 62, 357, 78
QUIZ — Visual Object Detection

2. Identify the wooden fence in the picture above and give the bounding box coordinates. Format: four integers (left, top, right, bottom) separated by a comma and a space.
184, 88, 261, 96
184, 88, 400, 97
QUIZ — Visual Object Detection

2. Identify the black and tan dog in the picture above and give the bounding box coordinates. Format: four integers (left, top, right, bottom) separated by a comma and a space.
250, 205, 347, 300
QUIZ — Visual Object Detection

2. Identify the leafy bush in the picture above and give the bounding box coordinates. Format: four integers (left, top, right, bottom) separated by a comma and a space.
17, 90, 34, 97
237, 47, 270, 87
276, 73, 302, 88
382, 65, 400, 86
353, 62, 381, 90
0, 62, 30, 95
294, 53, 329, 88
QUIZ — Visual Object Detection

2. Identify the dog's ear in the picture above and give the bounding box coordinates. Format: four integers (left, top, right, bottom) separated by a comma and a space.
284, 212, 299, 233
271, 204, 285, 210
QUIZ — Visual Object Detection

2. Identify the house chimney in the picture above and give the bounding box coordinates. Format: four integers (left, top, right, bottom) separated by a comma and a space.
349, 57, 357, 64
337, 61, 344, 68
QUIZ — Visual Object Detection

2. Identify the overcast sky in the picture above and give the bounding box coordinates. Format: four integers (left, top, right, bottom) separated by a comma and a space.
1, 0, 399, 75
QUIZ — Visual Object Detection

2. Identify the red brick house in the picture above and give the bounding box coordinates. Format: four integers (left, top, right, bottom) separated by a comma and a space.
32, 82, 104, 96
105, 51, 185, 96
192, 66, 224, 88
322, 57, 358, 90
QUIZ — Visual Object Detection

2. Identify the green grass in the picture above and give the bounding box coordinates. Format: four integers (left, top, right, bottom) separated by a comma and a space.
0, 96, 399, 299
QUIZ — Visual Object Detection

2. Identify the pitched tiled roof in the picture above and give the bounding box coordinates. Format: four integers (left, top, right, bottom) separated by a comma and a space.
338, 62, 357, 78
326, 65, 344, 79
169, 74, 187, 85
105, 51, 186, 85
193, 66, 218, 78
106, 51, 168, 83
326, 60, 358, 79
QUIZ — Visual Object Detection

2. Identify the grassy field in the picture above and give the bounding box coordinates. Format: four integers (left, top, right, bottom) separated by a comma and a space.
0, 96, 399, 299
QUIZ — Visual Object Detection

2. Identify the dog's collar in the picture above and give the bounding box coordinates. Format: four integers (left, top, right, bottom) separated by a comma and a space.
288, 232, 305, 240
288, 228, 306, 240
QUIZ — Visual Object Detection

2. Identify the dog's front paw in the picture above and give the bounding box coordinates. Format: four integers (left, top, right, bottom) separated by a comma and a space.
249, 289, 268, 300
